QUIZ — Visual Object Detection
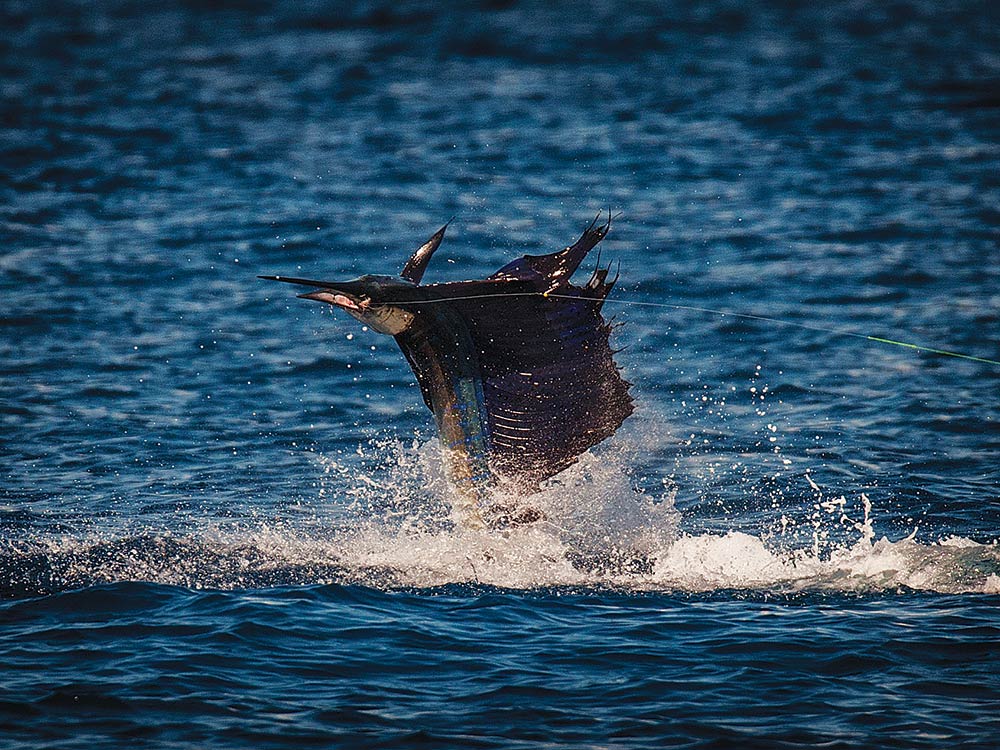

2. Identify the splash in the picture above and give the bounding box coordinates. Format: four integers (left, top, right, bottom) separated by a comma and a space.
322, 439, 1000, 593
3, 437, 997, 598
649, 531, 1000, 594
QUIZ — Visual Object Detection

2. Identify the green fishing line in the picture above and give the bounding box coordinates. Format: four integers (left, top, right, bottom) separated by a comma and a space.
402, 290, 999, 367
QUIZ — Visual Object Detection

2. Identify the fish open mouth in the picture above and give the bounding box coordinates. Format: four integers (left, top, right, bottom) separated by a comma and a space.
297, 290, 371, 312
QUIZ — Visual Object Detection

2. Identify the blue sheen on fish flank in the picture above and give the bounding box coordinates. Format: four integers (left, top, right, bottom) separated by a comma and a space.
2, 1, 1000, 749
396, 301, 493, 496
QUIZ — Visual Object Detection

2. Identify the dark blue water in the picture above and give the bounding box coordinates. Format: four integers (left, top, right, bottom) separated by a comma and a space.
3, 1, 999, 747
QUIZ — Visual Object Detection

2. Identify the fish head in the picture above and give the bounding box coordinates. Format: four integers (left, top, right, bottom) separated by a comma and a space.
295, 274, 418, 335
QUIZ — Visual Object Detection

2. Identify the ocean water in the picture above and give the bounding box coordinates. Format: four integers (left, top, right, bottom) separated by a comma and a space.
2, 0, 999, 747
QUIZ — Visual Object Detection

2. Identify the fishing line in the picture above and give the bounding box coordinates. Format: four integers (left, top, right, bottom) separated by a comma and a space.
398, 291, 1000, 367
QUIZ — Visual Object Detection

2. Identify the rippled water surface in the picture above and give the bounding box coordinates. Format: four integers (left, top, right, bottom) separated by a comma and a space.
2, 1, 999, 747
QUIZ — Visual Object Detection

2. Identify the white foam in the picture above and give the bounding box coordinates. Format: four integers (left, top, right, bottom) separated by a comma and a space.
305, 438, 1000, 594
14, 438, 999, 596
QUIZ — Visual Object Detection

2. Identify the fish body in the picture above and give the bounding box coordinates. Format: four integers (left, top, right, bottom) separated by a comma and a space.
262, 214, 632, 526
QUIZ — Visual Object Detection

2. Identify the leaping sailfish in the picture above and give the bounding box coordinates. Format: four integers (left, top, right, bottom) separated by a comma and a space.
261, 213, 632, 527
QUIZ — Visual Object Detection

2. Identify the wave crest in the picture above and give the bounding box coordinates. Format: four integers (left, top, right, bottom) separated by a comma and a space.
4, 439, 997, 598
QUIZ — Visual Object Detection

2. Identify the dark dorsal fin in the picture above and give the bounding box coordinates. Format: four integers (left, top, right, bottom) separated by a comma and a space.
400, 220, 452, 284
452, 288, 632, 491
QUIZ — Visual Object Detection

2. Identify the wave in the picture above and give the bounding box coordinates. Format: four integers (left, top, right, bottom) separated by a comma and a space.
4, 524, 997, 600
3, 440, 997, 599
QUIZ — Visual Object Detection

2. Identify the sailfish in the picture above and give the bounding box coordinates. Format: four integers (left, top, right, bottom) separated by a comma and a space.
260, 213, 633, 527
